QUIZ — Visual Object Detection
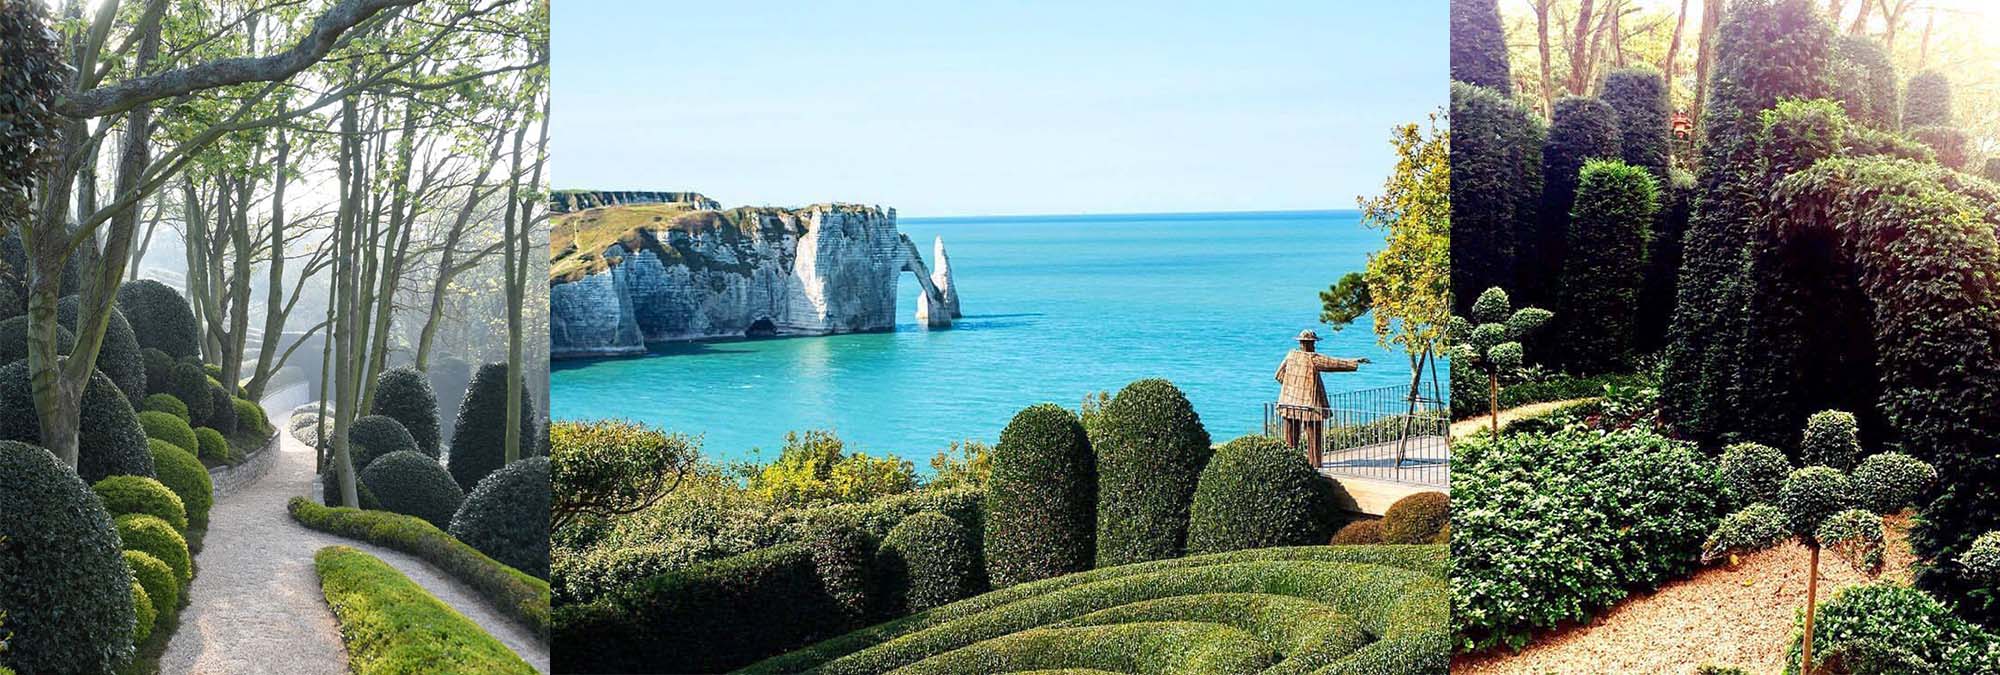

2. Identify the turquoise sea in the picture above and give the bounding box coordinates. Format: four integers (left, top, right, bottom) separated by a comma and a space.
550, 210, 1424, 468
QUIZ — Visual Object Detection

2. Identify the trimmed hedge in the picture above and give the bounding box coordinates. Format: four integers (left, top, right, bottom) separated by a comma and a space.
984, 403, 1095, 588
1555, 158, 1658, 373
312, 546, 537, 675
1449, 82, 1545, 316
1904, 70, 1953, 128
347, 414, 417, 471
114, 280, 200, 360
193, 426, 228, 463
1601, 66, 1670, 180
1524, 96, 1621, 309
142, 392, 188, 422
1330, 520, 1383, 545
371, 366, 440, 458
1850, 452, 1934, 513
1091, 378, 1212, 567
123, 550, 179, 627
360, 451, 465, 531
1381, 492, 1450, 545
1786, 584, 2000, 674
1449, 0, 1510, 91
1186, 434, 1338, 554
0, 359, 154, 483
93, 475, 188, 534
57, 295, 144, 403
449, 362, 538, 490
288, 497, 550, 638
1718, 442, 1790, 508
878, 512, 978, 614
450, 457, 551, 580
0, 440, 136, 673
140, 349, 173, 397
807, 518, 877, 623
138, 409, 198, 454
148, 440, 212, 527
115, 513, 190, 584
162, 362, 212, 427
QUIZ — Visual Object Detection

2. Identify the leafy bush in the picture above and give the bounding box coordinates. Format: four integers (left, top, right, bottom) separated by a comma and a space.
984, 403, 1095, 588
1381, 492, 1450, 545
1829, 35, 1898, 130
1850, 452, 1934, 513
289, 498, 549, 638
148, 440, 212, 526
450, 457, 551, 580
115, 513, 189, 584
1186, 434, 1338, 554
203, 384, 234, 435
1331, 519, 1383, 545
193, 426, 228, 463
1904, 70, 1953, 128
1091, 378, 1212, 567
313, 546, 537, 674
750, 429, 915, 507
123, 550, 178, 627
1802, 410, 1862, 470
1959, 531, 2000, 581
1555, 159, 1658, 373
93, 475, 188, 534
370, 367, 440, 457
114, 279, 200, 360
347, 414, 417, 471
137, 409, 197, 454
161, 362, 212, 427
1451, 428, 1722, 651
1449, 82, 1544, 314
142, 394, 189, 424
1719, 442, 1791, 508
139, 349, 173, 396
231, 398, 268, 436
0, 360, 154, 483
0, 440, 136, 673
1449, 0, 1509, 91
1818, 508, 1885, 572
1702, 503, 1789, 563
1787, 584, 2000, 674
448, 362, 538, 490
360, 451, 465, 531
129, 581, 154, 645
807, 519, 877, 623
1698, 665, 1751, 675
57, 296, 145, 403
1780, 466, 1856, 544
878, 512, 978, 614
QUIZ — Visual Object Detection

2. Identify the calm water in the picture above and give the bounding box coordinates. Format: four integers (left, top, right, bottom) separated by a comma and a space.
550, 210, 1425, 467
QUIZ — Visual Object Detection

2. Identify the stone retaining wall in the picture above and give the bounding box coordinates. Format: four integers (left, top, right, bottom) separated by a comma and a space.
210, 432, 280, 499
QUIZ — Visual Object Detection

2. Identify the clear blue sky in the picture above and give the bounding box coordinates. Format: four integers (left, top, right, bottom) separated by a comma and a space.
552, 2, 1445, 217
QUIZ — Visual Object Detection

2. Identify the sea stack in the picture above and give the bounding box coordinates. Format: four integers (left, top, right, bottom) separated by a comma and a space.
932, 236, 962, 319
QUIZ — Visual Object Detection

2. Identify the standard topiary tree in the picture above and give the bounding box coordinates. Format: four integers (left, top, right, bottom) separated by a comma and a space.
1718, 442, 1791, 507
1904, 70, 1953, 128
449, 456, 551, 579
1186, 435, 1338, 554
1600, 67, 1671, 180
114, 279, 200, 360
1780, 465, 1859, 672
1555, 159, 1658, 373
1701, 502, 1790, 562
123, 550, 177, 628
449, 362, 537, 490
142, 393, 189, 423
93, 475, 188, 534
877, 511, 977, 614
0, 440, 136, 673
360, 450, 466, 531
1849, 452, 1935, 514
1450, 0, 1510, 92
1448, 287, 1553, 435
1830, 35, 1898, 130
148, 439, 212, 526
1801, 410, 1861, 471
1380, 491, 1451, 544
371, 366, 440, 458
0, 359, 153, 483
1450, 82, 1545, 315
58, 295, 145, 403
1523, 96, 1621, 308
1091, 378, 1212, 567
162, 362, 212, 426
193, 427, 227, 463
137, 410, 197, 454
347, 414, 418, 471
983, 403, 1095, 588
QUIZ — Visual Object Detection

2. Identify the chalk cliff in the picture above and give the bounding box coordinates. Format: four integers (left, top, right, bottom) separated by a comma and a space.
550, 190, 720, 214
549, 194, 957, 357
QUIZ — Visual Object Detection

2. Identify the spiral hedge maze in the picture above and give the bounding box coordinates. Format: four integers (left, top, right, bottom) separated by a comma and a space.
741, 544, 1448, 675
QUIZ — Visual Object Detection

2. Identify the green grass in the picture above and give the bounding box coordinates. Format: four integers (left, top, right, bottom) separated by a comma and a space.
739, 544, 1447, 675
288, 497, 549, 640
313, 546, 534, 675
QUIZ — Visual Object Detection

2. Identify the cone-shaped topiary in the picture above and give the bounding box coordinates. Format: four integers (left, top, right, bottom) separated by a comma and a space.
1092, 378, 1212, 567
114, 513, 189, 584
147, 440, 212, 526
161, 362, 212, 426
1450, 82, 1546, 316
449, 362, 538, 490
57, 296, 144, 403
193, 427, 227, 463
877, 511, 977, 614
114, 280, 200, 360
1904, 70, 1953, 128
1450, 0, 1510, 92
123, 550, 177, 625
449, 456, 551, 579
1779, 466, 1856, 546
1555, 159, 1659, 373
0, 314, 69, 370
1801, 410, 1861, 471
0, 359, 153, 483
0, 440, 136, 673
371, 366, 440, 458
93, 475, 188, 534
1524, 96, 1622, 308
347, 414, 418, 471
984, 403, 1095, 588
138, 410, 197, 454
1850, 452, 1935, 514
361, 450, 466, 530
1719, 442, 1791, 507
142, 393, 188, 423
1381, 491, 1451, 544
1186, 435, 1338, 554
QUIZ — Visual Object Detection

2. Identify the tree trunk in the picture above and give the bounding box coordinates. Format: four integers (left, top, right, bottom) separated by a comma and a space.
1916, 9, 1933, 70
328, 91, 362, 509
246, 130, 289, 401
1848, 0, 1874, 35
500, 118, 530, 465
1801, 546, 1821, 673
1664, 0, 1691, 102
1536, 0, 1556, 117
1692, 0, 1725, 143
1489, 371, 1501, 436
1568, 0, 1600, 96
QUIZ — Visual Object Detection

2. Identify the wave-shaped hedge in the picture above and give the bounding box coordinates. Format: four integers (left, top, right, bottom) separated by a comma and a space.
313, 545, 536, 675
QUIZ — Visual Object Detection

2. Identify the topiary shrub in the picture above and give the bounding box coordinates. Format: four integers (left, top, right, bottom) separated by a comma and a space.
347, 414, 417, 472
140, 349, 173, 396
1330, 519, 1383, 545
203, 384, 234, 435
0, 359, 153, 483
449, 362, 538, 490
1600, 66, 1670, 179
1524, 95, 1621, 309
449, 457, 551, 580
0, 315, 69, 370
161, 362, 212, 426
231, 398, 268, 436
1555, 158, 1659, 372
1850, 452, 1935, 514
361, 450, 466, 531
137, 410, 197, 454
1960, 532, 2000, 581
0, 440, 136, 673
1718, 442, 1791, 508
1449, 82, 1546, 316
1904, 70, 1954, 128
983, 403, 1095, 588
93, 475, 188, 534
372, 366, 440, 458
1909, 125, 1970, 170
57, 295, 144, 403
1801, 410, 1861, 471
114, 280, 199, 360
805, 518, 876, 623
1186, 435, 1336, 554
1091, 378, 1212, 567
1818, 508, 1885, 572
1381, 491, 1451, 545
1787, 584, 2000, 674
193, 427, 227, 464
1450, 0, 1510, 91
321, 469, 381, 510
148, 440, 212, 527
1779, 466, 1855, 545
129, 581, 154, 645
1702, 503, 1790, 563
142, 393, 188, 423
114, 513, 190, 584
123, 549, 178, 625
1829, 34, 1898, 130
877, 511, 977, 615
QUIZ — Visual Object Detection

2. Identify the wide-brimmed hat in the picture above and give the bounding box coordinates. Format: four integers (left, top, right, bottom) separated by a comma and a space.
1295, 329, 1320, 342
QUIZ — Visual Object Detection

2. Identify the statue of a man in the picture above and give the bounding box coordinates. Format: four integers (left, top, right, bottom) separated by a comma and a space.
1274, 329, 1367, 463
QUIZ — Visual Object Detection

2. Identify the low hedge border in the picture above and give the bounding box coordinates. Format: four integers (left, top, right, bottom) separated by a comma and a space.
312, 545, 535, 675
287, 497, 549, 640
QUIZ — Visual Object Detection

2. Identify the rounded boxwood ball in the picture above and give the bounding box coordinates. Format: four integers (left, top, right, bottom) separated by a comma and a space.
1780, 466, 1857, 544
194, 427, 227, 463
114, 280, 200, 360
1719, 442, 1791, 506
0, 314, 71, 369
142, 393, 189, 423
114, 513, 190, 584
1092, 378, 1213, 567
1850, 452, 1936, 513
449, 363, 538, 490
0, 440, 136, 673
361, 450, 466, 530
57, 296, 145, 403
93, 475, 188, 534
449, 456, 551, 579
162, 362, 212, 427
0, 359, 154, 483
372, 366, 440, 458
148, 440, 212, 527
137, 410, 197, 454
1186, 434, 1338, 554
1330, 519, 1383, 545
984, 403, 1095, 588
348, 415, 417, 471
1802, 410, 1861, 471
129, 581, 155, 645
1381, 491, 1451, 544
123, 549, 179, 622
877, 511, 976, 614
231, 398, 268, 436
204, 384, 234, 435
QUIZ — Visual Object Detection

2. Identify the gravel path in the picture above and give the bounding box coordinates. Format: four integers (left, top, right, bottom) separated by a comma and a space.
159, 427, 549, 674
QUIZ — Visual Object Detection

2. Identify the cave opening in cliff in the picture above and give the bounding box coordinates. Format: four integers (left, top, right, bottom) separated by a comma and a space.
746, 318, 778, 338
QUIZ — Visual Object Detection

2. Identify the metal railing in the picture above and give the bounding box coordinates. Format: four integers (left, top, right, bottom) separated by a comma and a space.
1263, 384, 1449, 487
